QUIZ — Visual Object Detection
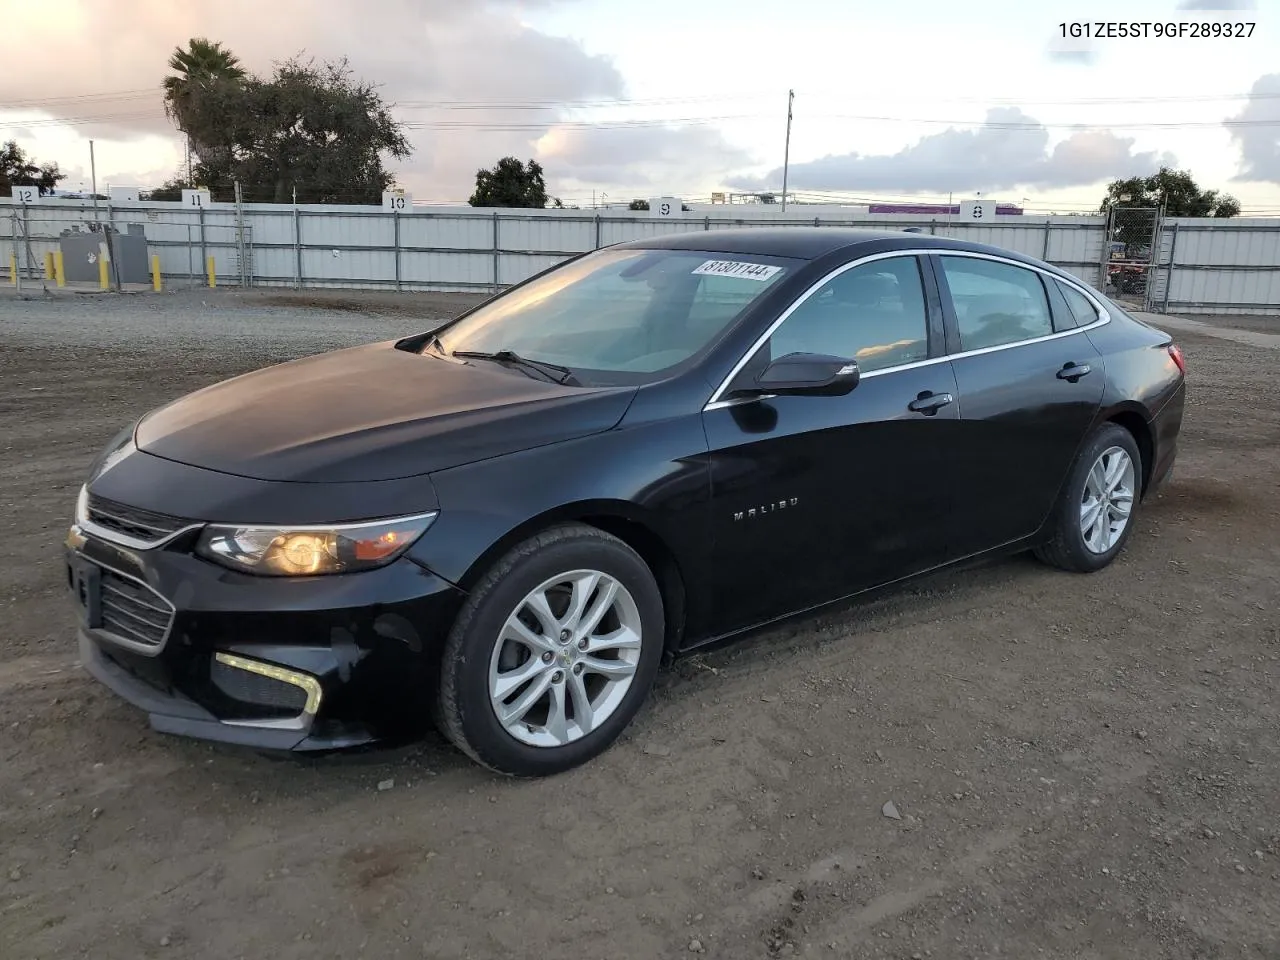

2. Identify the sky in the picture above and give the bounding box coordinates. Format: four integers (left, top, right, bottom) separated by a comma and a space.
0, 0, 1277, 213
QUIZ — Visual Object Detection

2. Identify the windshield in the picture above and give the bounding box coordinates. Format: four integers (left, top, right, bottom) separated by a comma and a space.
433, 248, 797, 384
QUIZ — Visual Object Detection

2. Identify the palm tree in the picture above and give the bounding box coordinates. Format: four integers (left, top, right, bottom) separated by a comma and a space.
163, 38, 246, 180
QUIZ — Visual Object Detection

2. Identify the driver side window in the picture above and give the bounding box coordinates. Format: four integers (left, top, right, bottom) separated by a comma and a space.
767, 256, 930, 373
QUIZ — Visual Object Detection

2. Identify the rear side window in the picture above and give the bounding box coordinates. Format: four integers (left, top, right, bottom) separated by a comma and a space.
1056, 280, 1100, 327
940, 257, 1054, 351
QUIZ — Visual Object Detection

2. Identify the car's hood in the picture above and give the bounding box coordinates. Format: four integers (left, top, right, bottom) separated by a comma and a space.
134, 341, 638, 482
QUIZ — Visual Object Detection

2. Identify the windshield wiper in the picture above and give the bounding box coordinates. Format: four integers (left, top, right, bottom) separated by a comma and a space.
450, 349, 578, 385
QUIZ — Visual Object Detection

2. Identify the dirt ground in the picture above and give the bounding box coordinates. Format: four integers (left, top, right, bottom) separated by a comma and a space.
2, 288, 1278, 960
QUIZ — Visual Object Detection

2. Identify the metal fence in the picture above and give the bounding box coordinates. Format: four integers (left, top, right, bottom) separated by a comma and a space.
4, 198, 1279, 315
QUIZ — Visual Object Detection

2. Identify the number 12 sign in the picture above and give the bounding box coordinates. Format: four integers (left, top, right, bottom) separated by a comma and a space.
10, 186, 39, 204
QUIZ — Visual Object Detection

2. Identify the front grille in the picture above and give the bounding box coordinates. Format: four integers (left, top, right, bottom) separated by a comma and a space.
210, 660, 309, 714
99, 568, 175, 649
87, 494, 189, 544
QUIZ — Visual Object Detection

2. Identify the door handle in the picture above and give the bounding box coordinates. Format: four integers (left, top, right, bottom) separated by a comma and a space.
908, 391, 954, 415
1057, 362, 1092, 382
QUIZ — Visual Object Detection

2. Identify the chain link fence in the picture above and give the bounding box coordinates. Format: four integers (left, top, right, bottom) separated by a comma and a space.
1102, 206, 1162, 310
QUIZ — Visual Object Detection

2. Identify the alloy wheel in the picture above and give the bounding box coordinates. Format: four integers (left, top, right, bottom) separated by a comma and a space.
1080, 445, 1136, 554
487, 569, 643, 747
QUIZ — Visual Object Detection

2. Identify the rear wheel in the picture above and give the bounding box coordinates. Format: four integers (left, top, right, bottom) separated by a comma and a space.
1034, 423, 1142, 573
434, 523, 664, 776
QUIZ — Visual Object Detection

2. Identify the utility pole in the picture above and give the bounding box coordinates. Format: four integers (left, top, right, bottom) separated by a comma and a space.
89, 139, 99, 222
781, 89, 794, 213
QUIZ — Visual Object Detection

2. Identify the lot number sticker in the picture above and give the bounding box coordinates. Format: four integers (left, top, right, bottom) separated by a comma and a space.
692, 260, 781, 282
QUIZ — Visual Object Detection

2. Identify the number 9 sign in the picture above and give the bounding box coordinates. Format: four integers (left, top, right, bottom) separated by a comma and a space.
648, 196, 683, 219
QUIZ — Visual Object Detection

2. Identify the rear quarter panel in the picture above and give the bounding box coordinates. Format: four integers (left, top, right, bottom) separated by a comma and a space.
1084, 309, 1183, 420
1083, 307, 1185, 493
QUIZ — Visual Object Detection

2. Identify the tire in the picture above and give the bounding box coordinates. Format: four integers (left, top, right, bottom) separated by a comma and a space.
1034, 423, 1143, 573
434, 523, 664, 776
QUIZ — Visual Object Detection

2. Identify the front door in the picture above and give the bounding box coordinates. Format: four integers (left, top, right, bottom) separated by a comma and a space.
702, 254, 966, 635
932, 253, 1106, 558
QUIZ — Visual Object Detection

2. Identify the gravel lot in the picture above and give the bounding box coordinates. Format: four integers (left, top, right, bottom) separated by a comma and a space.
2, 288, 1278, 960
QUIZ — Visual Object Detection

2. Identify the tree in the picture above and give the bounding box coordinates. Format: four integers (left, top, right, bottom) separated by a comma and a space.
164, 53, 411, 204
0, 141, 65, 195
140, 177, 192, 202
629, 198, 692, 212
469, 157, 548, 208
163, 38, 246, 125
756, 192, 777, 204
1101, 167, 1240, 219
163, 38, 247, 177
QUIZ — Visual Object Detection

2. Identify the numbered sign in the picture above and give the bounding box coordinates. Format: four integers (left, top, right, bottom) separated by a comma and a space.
382, 191, 410, 212
10, 185, 39, 204
182, 188, 212, 209
649, 197, 682, 218
960, 200, 996, 222
110, 186, 140, 203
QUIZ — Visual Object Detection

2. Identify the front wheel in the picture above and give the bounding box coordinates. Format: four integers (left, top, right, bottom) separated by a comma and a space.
434, 524, 664, 776
1034, 423, 1142, 573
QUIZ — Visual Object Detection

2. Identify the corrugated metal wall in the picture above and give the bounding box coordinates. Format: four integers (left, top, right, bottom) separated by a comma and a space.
4, 199, 1277, 315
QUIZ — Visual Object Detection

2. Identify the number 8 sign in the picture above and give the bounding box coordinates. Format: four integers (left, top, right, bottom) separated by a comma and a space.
959, 200, 994, 222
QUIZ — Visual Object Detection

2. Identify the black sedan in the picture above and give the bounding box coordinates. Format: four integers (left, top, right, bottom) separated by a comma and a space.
65, 229, 1186, 775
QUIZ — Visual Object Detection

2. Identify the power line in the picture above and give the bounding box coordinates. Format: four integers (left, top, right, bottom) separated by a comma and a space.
7, 85, 1280, 114
7, 101, 1280, 135
809, 113, 1280, 130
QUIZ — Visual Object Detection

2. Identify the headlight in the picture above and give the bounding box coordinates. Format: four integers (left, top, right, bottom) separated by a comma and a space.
195, 512, 438, 577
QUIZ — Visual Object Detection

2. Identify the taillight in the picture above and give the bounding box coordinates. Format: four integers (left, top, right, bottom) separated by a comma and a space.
1168, 344, 1186, 376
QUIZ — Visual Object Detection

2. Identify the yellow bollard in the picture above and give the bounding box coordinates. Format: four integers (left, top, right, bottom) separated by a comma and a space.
7, 252, 15, 286
53, 250, 65, 287
151, 255, 162, 292
44, 252, 54, 280
206, 255, 216, 288
98, 256, 109, 290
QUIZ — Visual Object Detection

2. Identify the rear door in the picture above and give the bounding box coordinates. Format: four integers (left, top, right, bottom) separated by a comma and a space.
932, 254, 1105, 558
702, 254, 966, 633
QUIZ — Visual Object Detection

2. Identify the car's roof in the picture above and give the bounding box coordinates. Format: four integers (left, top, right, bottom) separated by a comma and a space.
616, 227, 1049, 269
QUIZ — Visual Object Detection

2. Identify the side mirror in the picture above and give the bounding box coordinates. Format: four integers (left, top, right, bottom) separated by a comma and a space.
732, 352, 861, 399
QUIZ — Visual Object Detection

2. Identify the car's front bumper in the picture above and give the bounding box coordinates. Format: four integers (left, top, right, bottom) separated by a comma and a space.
77, 630, 379, 750
66, 522, 467, 752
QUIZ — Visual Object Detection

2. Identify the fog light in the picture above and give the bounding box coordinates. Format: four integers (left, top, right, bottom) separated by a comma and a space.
213, 652, 322, 716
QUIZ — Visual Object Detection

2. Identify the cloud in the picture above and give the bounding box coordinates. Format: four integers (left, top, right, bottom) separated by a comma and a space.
726, 108, 1177, 194
1177, 0, 1255, 9
1045, 33, 1100, 66
1046, 48, 1100, 65
0, 0, 722, 200
1227, 73, 1280, 183
536, 123, 752, 193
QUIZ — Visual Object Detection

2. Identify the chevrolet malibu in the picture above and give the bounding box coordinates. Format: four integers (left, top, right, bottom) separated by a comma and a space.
65, 229, 1186, 776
